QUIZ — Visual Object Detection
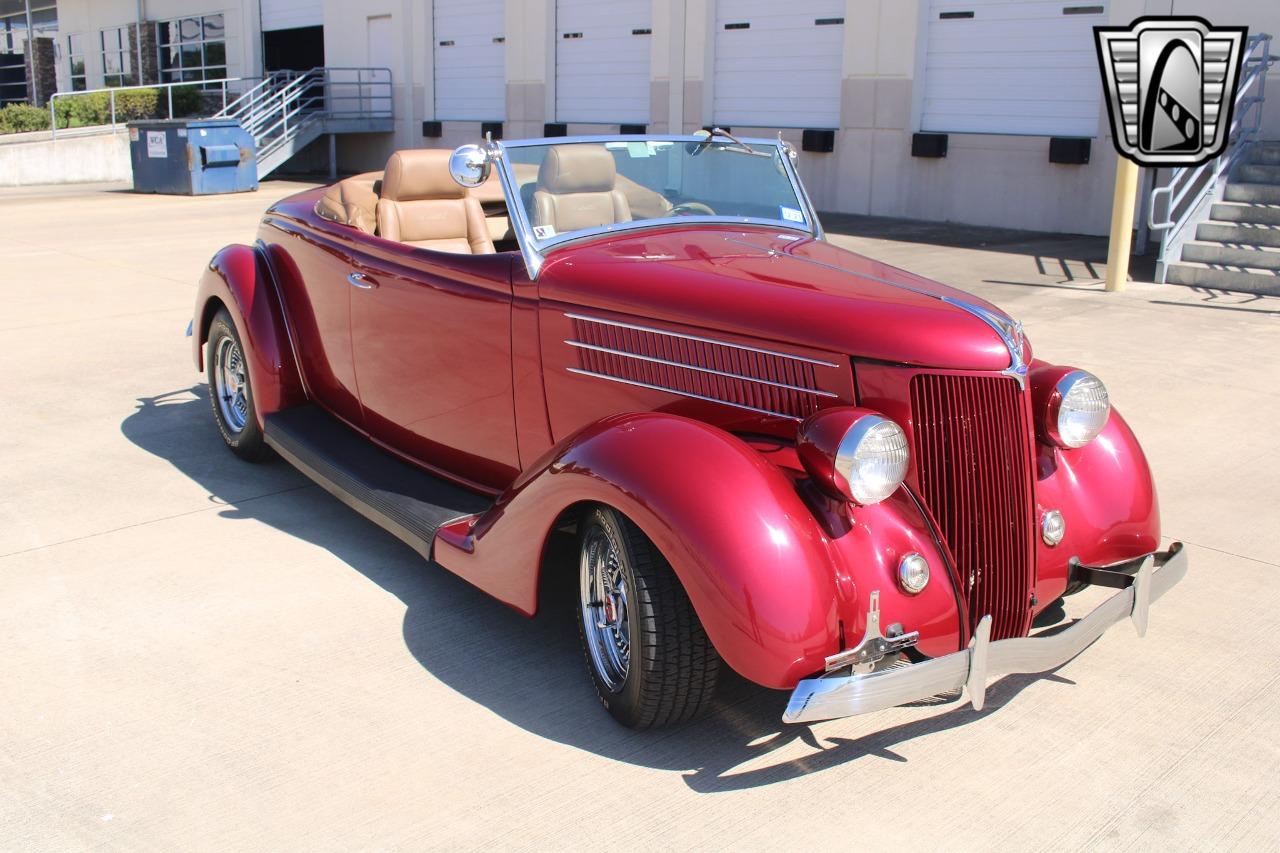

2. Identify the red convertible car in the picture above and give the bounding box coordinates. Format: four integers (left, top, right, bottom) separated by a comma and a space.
191, 131, 1186, 728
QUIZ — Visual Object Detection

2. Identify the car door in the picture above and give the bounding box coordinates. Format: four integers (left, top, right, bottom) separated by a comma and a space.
348, 240, 521, 491
265, 219, 364, 427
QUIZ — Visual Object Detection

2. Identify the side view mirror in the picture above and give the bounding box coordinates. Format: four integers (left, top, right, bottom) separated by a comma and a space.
449, 144, 492, 188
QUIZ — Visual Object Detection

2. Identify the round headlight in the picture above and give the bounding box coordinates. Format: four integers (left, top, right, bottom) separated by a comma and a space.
1041, 509, 1066, 546
898, 553, 930, 594
1054, 370, 1110, 448
798, 408, 909, 506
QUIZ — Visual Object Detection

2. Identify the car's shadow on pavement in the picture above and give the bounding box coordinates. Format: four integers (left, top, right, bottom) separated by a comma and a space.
123, 387, 1076, 793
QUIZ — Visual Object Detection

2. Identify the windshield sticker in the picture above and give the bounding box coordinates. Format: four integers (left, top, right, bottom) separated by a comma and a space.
779, 206, 805, 223
626, 142, 651, 158
533, 225, 556, 239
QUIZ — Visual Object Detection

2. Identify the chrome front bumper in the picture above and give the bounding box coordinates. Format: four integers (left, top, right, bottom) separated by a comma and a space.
783, 543, 1188, 724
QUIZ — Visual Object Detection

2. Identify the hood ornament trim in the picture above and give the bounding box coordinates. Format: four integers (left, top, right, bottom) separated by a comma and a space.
723, 237, 1029, 388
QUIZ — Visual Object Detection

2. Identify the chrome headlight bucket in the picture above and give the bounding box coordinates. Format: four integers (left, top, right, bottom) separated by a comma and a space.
898, 553, 930, 594
1033, 367, 1111, 449
798, 408, 909, 505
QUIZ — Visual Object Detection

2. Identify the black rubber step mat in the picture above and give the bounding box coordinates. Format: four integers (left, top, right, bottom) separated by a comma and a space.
264, 405, 492, 558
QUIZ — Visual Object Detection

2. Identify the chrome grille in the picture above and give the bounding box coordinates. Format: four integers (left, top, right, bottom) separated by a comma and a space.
910, 373, 1035, 640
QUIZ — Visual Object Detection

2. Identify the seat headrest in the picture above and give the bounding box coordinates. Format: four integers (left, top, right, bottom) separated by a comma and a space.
537, 144, 617, 194
381, 149, 465, 202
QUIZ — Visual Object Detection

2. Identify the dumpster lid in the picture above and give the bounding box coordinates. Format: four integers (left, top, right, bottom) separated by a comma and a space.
125, 118, 244, 129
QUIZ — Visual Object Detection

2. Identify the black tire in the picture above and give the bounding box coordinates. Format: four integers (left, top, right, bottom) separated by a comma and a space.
575, 505, 720, 728
205, 308, 271, 463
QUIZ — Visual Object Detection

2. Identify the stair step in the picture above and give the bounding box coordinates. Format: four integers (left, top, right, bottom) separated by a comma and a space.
1249, 145, 1280, 166
1166, 261, 1280, 296
1224, 182, 1280, 204
1195, 220, 1280, 248
1210, 201, 1280, 226
263, 404, 493, 559
1181, 240, 1280, 270
1235, 163, 1280, 184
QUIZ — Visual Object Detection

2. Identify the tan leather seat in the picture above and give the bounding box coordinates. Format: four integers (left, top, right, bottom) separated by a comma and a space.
469, 171, 513, 243
376, 150, 494, 254
315, 170, 382, 234
532, 144, 631, 233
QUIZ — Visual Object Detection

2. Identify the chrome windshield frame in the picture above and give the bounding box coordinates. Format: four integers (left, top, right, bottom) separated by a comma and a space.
485, 134, 824, 280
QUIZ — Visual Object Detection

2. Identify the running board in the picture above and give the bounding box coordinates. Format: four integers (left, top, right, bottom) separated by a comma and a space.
263, 405, 493, 560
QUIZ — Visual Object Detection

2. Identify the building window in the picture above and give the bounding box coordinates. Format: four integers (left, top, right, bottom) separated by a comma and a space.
100, 26, 135, 88
67, 33, 86, 91
157, 14, 226, 86
1, 0, 56, 54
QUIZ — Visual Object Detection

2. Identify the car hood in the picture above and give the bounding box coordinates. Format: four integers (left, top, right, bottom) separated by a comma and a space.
535, 226, 1026, 372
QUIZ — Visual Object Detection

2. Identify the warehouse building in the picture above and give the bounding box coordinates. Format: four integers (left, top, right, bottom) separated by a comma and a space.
23, 0, 1280, 234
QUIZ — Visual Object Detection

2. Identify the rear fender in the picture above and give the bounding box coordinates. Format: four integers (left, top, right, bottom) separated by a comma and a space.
193, 243, 305, 426
435, 413, 962, 688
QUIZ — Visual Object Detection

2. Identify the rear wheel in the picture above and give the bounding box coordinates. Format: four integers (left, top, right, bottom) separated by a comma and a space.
206, 308, 270, 462
576, 506, 720, 728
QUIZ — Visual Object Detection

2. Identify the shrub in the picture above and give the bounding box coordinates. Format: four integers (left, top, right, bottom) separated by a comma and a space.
0, 103, 51, 134
50, 85, 208, 130
54, 91, 110, 128
171, 86, 203, 116
111, 88, 160, 120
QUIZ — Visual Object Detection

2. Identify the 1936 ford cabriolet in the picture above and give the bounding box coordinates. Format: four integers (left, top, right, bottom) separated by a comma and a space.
191, 131, 1186, 728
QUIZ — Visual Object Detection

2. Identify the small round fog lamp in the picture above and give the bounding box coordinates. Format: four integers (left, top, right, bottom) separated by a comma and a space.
898, 553, 930, 594
1042, 510, 1066, 547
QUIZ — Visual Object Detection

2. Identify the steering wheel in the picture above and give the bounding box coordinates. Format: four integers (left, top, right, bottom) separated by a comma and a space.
668, 201, 716, 217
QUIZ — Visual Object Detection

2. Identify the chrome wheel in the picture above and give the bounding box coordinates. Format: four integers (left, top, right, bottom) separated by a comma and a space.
213, 336, 249, 434
579, 523, 631, 692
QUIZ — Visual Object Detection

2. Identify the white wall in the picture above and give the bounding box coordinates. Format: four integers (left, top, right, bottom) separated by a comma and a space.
0, 129, 132, 186
1169, 0, 1280, 139
52, 0, 1272, 232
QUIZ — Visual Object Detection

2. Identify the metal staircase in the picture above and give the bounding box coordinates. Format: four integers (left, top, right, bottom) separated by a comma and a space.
1167, 142, 1280, 293
215, 66, 393, 180
1149, 35, 1278, 294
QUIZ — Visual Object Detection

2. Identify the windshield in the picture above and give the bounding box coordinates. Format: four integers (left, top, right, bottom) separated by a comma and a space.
499, 137, 812, 249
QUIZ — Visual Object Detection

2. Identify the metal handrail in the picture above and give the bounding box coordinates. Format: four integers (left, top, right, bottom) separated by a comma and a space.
49, 76, 256, 140
213, 66, 393, 168
231, 71, 321, 138
216, 70, 297, 119
1148, 34, 1275, 282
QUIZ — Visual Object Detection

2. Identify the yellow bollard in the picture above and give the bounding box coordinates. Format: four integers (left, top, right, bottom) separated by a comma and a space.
1105, 154, 1140, 292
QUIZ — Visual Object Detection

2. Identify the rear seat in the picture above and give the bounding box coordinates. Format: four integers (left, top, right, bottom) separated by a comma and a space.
313, 151, 528, 246
314, 171, 382, 234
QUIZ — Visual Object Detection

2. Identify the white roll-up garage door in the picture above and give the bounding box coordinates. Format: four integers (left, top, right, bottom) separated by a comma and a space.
433, 0, 505, 121
260, 0, 322, 32
555, 0, 652, 124
921, 1, 1108, 137
713, 0, 844, 128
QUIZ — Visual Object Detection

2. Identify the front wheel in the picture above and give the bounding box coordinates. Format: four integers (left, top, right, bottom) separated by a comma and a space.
206, 308, 270, 462
576, 506, 721, 728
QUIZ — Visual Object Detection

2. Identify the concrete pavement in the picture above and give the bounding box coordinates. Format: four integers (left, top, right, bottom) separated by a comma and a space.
1, 182, 1278, 851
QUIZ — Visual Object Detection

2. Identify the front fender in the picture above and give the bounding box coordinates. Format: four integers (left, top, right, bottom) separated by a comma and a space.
1032, 404, 1160, 607
192, 243, 305, 427
435, 413, 962, 688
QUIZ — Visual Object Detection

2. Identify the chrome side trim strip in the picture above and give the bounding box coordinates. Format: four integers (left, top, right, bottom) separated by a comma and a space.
564, 339, 838, 397
564, 312, 839, 368
565, 368, 803, 421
